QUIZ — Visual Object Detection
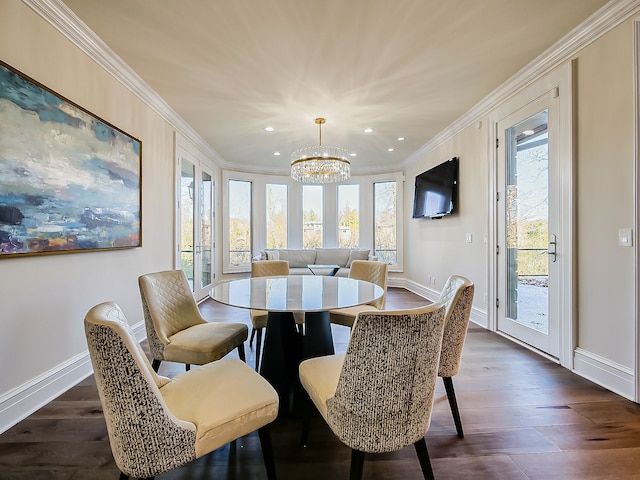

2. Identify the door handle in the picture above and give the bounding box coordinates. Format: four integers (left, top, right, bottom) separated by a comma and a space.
547, 234, 557, 263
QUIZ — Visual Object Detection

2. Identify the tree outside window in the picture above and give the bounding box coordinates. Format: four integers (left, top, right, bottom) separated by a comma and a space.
374, 181, 397, 263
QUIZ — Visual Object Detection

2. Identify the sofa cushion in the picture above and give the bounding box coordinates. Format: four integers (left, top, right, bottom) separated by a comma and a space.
346, 249, 371, 267
278, 249, 316, 268
315, 248, 351, 267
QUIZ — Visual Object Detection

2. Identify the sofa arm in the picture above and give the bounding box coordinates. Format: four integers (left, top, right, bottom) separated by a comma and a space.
368, 255, 378, 261
252, 253, 265, 262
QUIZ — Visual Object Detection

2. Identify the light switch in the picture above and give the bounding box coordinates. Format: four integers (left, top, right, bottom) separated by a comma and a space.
618, 228, 633, 247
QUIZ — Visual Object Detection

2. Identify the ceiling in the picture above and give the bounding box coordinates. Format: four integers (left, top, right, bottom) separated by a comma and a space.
61, 0, 609, 176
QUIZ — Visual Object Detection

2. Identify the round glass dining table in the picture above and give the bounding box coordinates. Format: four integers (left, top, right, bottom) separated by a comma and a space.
210, 275, 383, 415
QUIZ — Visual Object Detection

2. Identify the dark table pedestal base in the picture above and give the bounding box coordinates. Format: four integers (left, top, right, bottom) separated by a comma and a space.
260, 311, 335, 416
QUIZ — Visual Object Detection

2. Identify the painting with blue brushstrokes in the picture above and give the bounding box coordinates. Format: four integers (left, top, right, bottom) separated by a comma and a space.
0, 60, 141, 258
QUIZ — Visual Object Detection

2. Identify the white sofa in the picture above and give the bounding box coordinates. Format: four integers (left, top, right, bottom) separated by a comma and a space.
252, 248, 377, 277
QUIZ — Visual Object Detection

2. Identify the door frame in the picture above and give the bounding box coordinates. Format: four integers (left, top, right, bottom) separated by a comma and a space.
487, 62, 574, 368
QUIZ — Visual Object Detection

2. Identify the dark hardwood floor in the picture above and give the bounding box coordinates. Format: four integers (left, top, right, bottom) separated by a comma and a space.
2, 287, 640, 479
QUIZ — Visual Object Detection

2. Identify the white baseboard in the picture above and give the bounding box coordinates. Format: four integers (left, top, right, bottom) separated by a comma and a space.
390, 278, 488, 328
573, 347, 635, 401
0, 320, 146, 435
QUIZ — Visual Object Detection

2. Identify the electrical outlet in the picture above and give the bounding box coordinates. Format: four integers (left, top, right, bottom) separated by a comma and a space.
465, 233, 472, 243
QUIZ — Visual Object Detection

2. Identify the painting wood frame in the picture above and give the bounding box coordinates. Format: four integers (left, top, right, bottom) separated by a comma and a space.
0, 60, 142, 258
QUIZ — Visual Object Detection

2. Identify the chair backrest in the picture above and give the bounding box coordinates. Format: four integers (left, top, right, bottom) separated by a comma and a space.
326, 304, 446, 453
251, 259, 290, 277
348, 260, 388, 309
437, 275, 475, 377
138, 270, 205, 359
84, 302, 196, 478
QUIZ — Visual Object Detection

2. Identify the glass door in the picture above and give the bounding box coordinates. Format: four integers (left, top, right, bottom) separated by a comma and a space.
178, 158, 215, 300
497, 96, 559, 357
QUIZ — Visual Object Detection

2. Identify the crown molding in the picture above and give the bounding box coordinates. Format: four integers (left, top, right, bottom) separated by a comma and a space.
402, 0, 640, 168
22, 0, 226, 166
23, 0, 640, 174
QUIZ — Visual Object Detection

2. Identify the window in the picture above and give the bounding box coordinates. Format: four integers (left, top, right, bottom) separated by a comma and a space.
302, 185, 323, 248
228, 179, 252, 265
338, 184, 359, 248
266, 183, 287, 249
374, 181, 397, 264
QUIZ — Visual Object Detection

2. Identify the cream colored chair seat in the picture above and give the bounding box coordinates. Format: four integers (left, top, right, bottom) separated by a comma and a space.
300, 304, 446, 480
329, 260, 388, 328
139, 269, 248, 371
84, 302, 278, 480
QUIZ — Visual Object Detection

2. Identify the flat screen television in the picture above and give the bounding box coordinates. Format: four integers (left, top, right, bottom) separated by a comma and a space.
412, 157, 458, 219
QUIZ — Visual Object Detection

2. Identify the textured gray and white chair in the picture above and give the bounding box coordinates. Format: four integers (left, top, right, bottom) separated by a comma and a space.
437, 275, 475, 438
249, 260, 303, 371
139, 269, 248, 372
328, 260, 388, 329
84, 302, 278, 480
299, 304, 446, 480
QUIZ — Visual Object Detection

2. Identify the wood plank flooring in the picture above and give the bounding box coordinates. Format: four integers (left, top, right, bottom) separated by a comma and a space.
2, 287, 640, 479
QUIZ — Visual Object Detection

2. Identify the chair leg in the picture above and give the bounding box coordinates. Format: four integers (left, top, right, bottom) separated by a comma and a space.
255, 328, 263, 371
443, 376, 464, 438
186, 364, 190, 371
238, 343, 246, 362
414, 437, 435, 480
350, 449, 365, 480
258, 425, 277, 480
119, 473, 128, 480
301, 395, 311, 446
151, 359, 161, 372
250, 327, 256, 347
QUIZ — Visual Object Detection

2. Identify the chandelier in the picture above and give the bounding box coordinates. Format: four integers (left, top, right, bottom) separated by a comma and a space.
290, 118, 351, 183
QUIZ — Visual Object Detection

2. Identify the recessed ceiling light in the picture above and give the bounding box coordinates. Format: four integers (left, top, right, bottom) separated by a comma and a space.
397, 137, 405, 141
273, 152, 281, 156
265, 126, 275, 132
350, 152, 358, 157
388, 148, 394, 152
363, 128, 374, 134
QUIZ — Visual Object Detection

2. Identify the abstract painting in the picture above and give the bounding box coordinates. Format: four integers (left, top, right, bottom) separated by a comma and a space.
0, 60, 142, 258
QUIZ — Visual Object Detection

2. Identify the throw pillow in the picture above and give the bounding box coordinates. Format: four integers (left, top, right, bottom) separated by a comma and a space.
346, 249, 370, 268
265, 249, 280, 260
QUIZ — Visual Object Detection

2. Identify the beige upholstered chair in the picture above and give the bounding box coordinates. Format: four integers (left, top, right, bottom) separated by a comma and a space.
249, 260, 303, 370
329, 260, 388, 328
300, 304, 446, 480
437, 275, 475, 438
139, 270, 248, 372
84, 302, 278, 480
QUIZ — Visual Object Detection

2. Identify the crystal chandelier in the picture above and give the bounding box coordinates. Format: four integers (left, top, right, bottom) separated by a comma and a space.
290, 118, 351, 183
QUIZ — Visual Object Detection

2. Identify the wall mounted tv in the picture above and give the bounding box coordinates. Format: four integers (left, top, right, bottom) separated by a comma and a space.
412, 157, 459, 219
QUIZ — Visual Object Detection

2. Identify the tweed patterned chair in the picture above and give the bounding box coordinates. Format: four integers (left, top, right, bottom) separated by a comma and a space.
139, 270, 248, 372
299, 304, 446, 480
437, 275, 475, 439
249, 260, 303, 371
84, 302, 278, 480
328, 260, 388, 329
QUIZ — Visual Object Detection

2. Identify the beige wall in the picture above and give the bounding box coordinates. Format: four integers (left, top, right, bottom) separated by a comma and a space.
0, 1, 177, 414
574, 19, 636, 368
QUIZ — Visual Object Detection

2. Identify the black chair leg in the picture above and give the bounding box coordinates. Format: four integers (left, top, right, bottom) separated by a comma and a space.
301, 396, 311, 446
186, 364, 191, 371
255, 328, 263, 371
414, 437, 434, 480
250, 327, 256, 347
443, 376, 464, 438
119, 473, 128, 480
258, 425, 277, 480
238, 343, 246, 362
350, 449, 365, 480
151, 359, 161, 372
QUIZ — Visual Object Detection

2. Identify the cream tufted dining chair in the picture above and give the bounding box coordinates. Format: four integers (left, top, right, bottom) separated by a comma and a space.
84, 302, 278, 480
299, 304, 446, 480
437, 275, 475, 438
249, 260, 303, 371
138, 269, 248, 372
328, 260, 388, 329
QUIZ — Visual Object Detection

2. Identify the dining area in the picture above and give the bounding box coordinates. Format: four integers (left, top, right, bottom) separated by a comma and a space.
78, 260, 475, 480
